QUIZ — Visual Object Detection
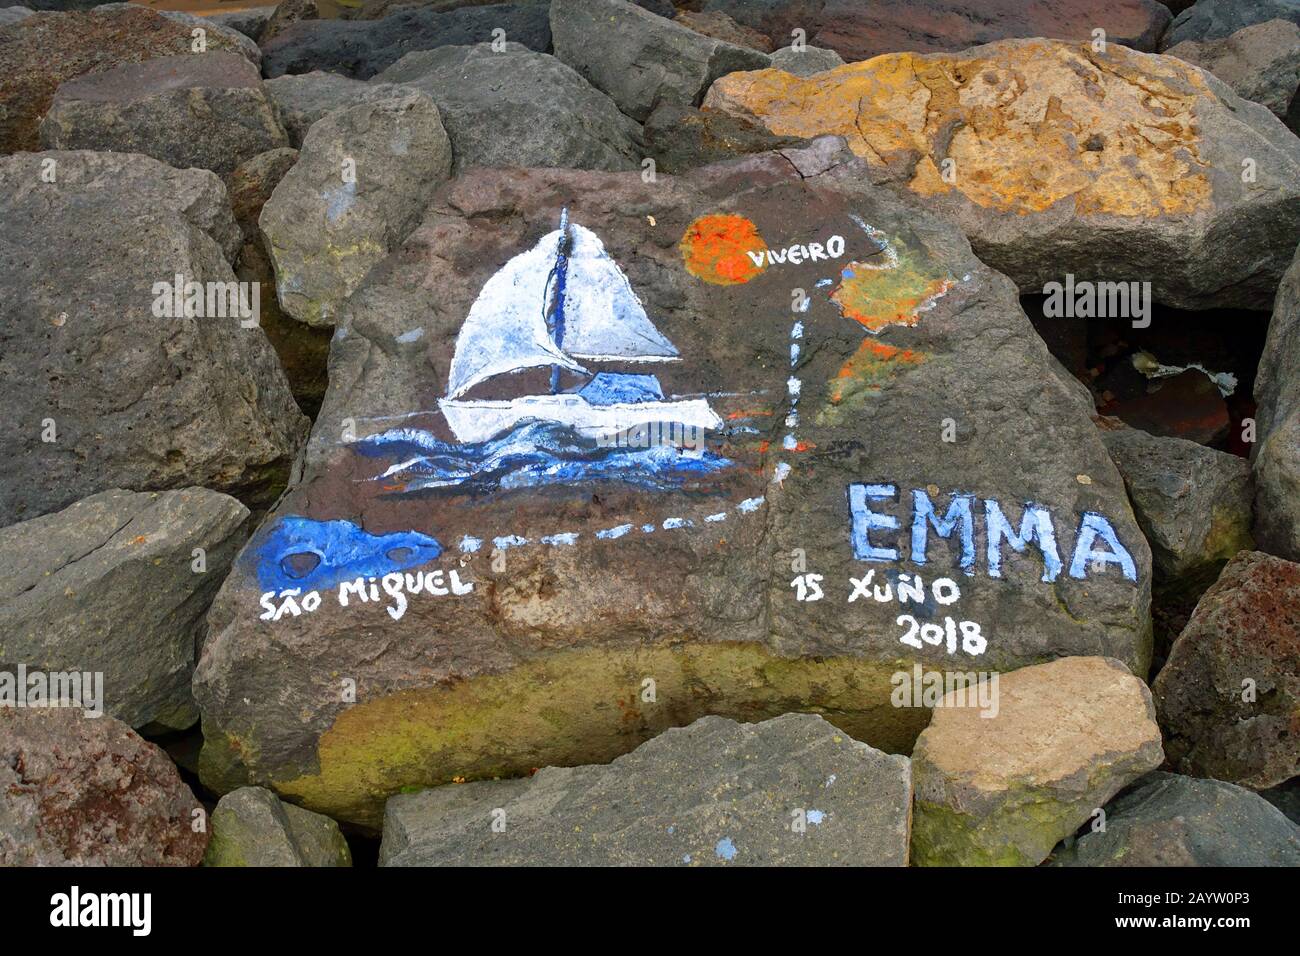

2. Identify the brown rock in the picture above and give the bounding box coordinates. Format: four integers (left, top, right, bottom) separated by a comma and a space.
911, 656, 1165, 866
675, 9, 775, 53
1153, 551, 1300, 789
0, 708, 207, 866
0, 5, 254, 153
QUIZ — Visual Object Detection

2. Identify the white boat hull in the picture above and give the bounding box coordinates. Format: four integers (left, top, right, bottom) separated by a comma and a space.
439, 394, 723, 445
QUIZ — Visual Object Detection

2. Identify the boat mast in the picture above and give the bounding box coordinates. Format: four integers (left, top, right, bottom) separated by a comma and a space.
546, 207, 571, 395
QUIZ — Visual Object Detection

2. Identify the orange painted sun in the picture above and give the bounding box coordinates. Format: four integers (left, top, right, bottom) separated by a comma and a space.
679, 213, 767, 285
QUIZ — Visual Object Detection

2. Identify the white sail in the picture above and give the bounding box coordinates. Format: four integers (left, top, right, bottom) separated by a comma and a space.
445, 229, 589, 400
559, 224, 680, 362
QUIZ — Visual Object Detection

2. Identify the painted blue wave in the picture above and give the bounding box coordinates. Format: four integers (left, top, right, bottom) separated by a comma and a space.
355, 419, 733, 494
257, 516, 443, 593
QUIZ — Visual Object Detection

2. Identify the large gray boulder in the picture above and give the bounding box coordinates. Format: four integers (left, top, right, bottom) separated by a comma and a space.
1253, 243, 1300, 561
0, 489, 249, 730
704, 38, 1300, 310
264, 71, 406, 147
260, 2, 551, 79
0, 708, 207, 866
1166, 20, 1300, 127
769, 43, 845, 76
1102, 427, 1253, 595
39, 52, 289, 178
193, 144, 1152, 827
550, 0, 771, 122
1164, 0, 1300, 48
204, 786, 352, 866
1053, 772, 1300, 866
0, 151, 309, 526
380, 714, 911, 866
373, 43, 644, 173
259, 90, 452, 326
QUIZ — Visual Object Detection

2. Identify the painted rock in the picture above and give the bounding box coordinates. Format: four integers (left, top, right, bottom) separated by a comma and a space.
1152, 550, 1300, 789
39, 52, 289, 179
0, 5, 257, 153
372, 43, 643, 175
1050, 771, 1300, 866
703, 39, 1300, 310
259, 90, 453, 327
194, 142, 1152, 827
699, 0, 1172, 61
259, 2, 552, 79
204, 786, 352, 867
0, 489, 249, 731
550, 0, 772, 122
1166, 20, 1300, 129
0, 707, 207, 866
0, 151, 308, 526
1253, 242, 1300, 561
379, 714, 911, 866
910, 656, 1164, 866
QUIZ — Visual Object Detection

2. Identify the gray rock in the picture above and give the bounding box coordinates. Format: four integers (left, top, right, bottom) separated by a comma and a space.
261, 2, 551, 79
0, 708, 207, 866
1102, 428, 1253, 593
1052, 772, 1300, 866
194, 147, 1152, 827
259, 90, 452, 326
0, 150, 309, 526
39, 52, 289, 179
1253, 243, 1300, 561
769, 43, 845, 76
1261, 779, 1300, 824
230, 147, 300, 241
374, 43, 643, 173
550, 0, 772, 122
208, 5, 278, 41
0, 489, 249, 730
205, 786, 352, 866
1165, 0, 1300, 48
643, 100, 809, 173
265, 71, 407, 146
1167, 20, 1300, 126
380, 714, 911, 866
0, 6, 33, 26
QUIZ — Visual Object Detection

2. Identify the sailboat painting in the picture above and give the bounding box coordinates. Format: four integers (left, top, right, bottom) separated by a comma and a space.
357, 208, 735, 495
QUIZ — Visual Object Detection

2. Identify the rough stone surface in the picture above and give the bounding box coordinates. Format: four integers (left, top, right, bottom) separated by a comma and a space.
204, 786, 352, 866
1102, 428, 1253, 593
701, 0, 1172, 61
261, 2, 551, 79
551, 0, 771, 122
106, 5, 266, 68
674, 9, 774, 53
0, 489, 249, 730
911, 656, 1164, 866
1165, 0, 1300, 48
194, 146, 1152, 827
380, 714, 911, 865
0, 150, 309, 526
1152, 550, 1300, 789
0, 6, 32, 26
1253, 244, 1300, 561
39, 52, 289, 178
264, 71, 406, 147
230, 147, 300, 241
374, 43, 643, 173
260, 90, 452, 326
208, 5, 277, 41
705, 39, 1300, 310
643, 101, 809, 174
1051, 771, 1300, 866
769, 43, 844, 76
1167, 20, 1300, 126
0, 708, 207, 866
0, 5, 258, 153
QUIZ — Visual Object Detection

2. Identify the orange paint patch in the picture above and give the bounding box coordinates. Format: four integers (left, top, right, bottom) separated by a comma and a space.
679, 214, 767, 285
831, 339, 928, 403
